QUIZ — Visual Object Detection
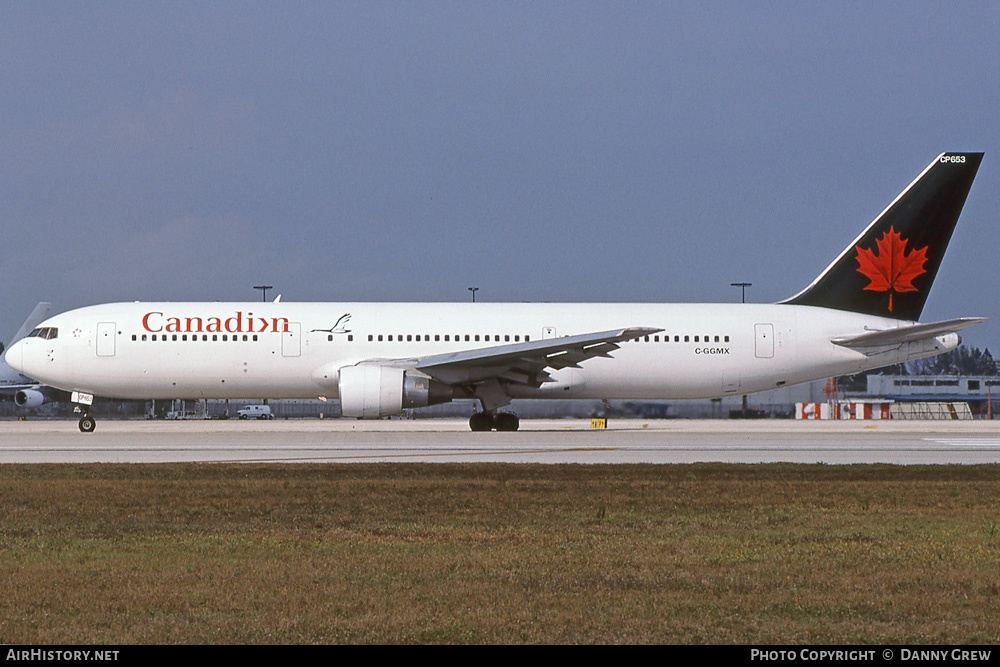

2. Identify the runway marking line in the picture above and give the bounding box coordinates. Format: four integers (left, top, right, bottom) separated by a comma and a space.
925, 438, 1000, 447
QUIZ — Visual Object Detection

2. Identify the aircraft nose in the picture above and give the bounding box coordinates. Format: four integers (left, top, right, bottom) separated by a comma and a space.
4, 340, 23, 374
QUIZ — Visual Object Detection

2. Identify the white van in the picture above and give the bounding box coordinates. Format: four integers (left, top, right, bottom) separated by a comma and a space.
237, 405, 273, 420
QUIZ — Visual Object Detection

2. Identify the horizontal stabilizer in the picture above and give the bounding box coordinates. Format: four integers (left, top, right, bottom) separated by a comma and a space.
831, 317, 986, 348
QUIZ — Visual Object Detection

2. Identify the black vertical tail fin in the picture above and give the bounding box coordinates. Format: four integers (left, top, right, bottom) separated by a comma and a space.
783, 152, 983, 321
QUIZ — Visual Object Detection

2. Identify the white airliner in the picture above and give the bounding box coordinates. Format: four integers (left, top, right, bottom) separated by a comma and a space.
5, 153, 985, 432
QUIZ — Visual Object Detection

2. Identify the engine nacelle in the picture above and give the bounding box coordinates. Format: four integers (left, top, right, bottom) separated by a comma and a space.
338, 365, 452, 418
15, 389, 46, 408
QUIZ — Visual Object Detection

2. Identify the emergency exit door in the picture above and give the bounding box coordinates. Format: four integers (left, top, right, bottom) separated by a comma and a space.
281, 322, 301, 357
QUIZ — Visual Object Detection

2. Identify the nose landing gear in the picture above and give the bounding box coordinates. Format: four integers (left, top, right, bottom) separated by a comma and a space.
74, 406, 96, 433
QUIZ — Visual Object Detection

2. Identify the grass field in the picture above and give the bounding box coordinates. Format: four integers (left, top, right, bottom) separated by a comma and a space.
1, 463, 998, 644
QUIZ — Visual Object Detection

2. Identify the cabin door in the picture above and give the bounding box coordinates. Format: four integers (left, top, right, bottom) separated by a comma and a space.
754, 323, 774, 359
96, 322, 116, 357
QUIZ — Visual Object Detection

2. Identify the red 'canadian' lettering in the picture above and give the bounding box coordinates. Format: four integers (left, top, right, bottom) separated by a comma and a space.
142, 311, 289, 334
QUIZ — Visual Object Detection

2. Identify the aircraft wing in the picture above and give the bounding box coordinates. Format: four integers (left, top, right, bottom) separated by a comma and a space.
0, 383, 41, 394
831, 317, 986, 349
414, 327, 662, 387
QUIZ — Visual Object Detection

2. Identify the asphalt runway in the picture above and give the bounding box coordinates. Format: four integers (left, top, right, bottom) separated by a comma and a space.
2, 418, 1000, 464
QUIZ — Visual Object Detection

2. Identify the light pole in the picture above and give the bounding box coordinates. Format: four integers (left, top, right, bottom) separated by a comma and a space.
730, 282, 752, 414
730, 282, 751, 303
254, 285, 273, 302
468, 287, 479, 303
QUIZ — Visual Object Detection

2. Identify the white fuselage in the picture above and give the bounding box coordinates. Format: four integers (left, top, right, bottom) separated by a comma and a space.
5, 301, 958, 403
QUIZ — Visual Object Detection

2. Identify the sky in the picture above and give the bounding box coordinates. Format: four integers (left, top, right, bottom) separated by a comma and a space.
2, 2, 998, 349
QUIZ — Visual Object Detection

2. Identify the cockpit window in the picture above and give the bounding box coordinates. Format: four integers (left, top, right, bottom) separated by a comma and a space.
27, 327, 58, 340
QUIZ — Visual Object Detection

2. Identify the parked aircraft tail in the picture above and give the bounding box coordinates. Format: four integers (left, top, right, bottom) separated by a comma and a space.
783, 153, 983, 321
9, 302, 52, 345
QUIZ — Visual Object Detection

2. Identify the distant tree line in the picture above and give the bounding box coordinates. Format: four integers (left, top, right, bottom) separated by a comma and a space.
905, 345, 996, 376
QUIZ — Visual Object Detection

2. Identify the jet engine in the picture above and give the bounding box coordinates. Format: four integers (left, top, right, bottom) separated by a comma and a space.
14, 389, 46, 408
338, 365, 453, 418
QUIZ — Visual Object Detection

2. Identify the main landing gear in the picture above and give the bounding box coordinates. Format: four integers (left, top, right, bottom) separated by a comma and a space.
76, 407, 96, 433
469, 411, 520, 432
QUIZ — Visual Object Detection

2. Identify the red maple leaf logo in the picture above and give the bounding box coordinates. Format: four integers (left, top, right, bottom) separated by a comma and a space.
855, 226, 928, 313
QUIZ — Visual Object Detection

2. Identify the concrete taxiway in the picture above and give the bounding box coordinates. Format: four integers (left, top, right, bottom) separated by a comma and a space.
2, 418, 999, 464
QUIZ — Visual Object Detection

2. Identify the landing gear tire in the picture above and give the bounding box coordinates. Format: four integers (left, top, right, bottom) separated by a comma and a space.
469, 412, 493, 432
495, 413, 520, 432
78, 415, 96, 433
469, 412, 520, 432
